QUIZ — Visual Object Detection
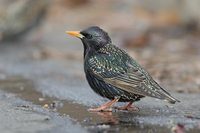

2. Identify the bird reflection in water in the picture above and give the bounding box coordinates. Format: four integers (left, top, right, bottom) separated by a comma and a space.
93, 111, 119, 125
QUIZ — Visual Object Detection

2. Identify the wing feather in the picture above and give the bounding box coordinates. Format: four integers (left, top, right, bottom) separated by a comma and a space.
86, 44, 180, 103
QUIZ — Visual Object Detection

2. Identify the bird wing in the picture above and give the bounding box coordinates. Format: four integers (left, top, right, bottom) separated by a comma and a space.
86, 45, 179, 103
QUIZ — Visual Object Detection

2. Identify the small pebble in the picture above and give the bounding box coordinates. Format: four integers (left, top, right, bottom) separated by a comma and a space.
97, 124, 110, 129
19, 86, 24, 91
43, 104, 49, 108
38, 97, 45, 102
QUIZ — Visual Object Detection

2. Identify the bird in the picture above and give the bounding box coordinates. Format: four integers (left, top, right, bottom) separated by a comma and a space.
66, 26, 180, 112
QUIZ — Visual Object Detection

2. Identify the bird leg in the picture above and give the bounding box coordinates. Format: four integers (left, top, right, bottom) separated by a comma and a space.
88, 98, 119, 112
115, 102, 139, 112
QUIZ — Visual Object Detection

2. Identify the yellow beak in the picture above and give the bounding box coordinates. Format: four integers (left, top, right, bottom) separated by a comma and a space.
65, 31, 84, 38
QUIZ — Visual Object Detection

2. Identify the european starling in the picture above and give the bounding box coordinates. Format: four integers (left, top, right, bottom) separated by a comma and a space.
66, 26, 180, 112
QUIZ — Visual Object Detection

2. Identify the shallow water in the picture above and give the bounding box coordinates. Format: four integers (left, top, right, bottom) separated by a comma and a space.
0, 76, 200, 133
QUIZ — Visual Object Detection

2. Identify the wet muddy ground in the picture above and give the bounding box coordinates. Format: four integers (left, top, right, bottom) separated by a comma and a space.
1, 1, 200, 132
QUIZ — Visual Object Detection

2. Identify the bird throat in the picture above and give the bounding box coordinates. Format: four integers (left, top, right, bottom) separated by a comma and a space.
82, 39, 97, 59
82, 40, 93, 59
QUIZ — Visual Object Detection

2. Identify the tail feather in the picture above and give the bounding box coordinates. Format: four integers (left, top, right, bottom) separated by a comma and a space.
164, 93, 180, 104
152, 82, 180, 104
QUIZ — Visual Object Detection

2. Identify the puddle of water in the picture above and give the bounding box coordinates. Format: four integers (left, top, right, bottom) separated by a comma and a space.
0, 76, 99, 121
0, 76, 200, 133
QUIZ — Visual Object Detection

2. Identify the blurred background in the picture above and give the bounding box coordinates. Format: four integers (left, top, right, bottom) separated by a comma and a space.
1, 0, 200, 93
0, 0, 200, 132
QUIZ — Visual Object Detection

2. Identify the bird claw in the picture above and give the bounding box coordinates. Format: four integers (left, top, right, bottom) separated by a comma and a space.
88, 98, 119, 112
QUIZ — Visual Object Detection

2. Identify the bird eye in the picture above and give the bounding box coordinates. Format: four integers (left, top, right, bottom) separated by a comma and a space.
83, 33, 93, 39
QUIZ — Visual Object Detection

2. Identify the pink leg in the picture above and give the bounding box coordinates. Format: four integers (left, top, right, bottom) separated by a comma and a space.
115, 102, 139, 112
88, 98, 119, 112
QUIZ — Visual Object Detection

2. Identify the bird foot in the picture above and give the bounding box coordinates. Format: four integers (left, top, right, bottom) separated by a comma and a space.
88, 98, 119, 112
114, 102, 139, 112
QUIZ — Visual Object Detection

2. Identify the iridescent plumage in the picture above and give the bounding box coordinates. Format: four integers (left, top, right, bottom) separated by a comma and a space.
84, 43, 179, 103
67, 26, 180, 111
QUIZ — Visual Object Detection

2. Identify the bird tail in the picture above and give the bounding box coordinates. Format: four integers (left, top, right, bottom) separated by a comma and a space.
152, 82, 180, 104
164, 93, 180, 104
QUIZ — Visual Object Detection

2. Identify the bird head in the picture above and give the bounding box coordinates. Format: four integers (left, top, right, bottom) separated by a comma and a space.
66, 26, 111, 51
